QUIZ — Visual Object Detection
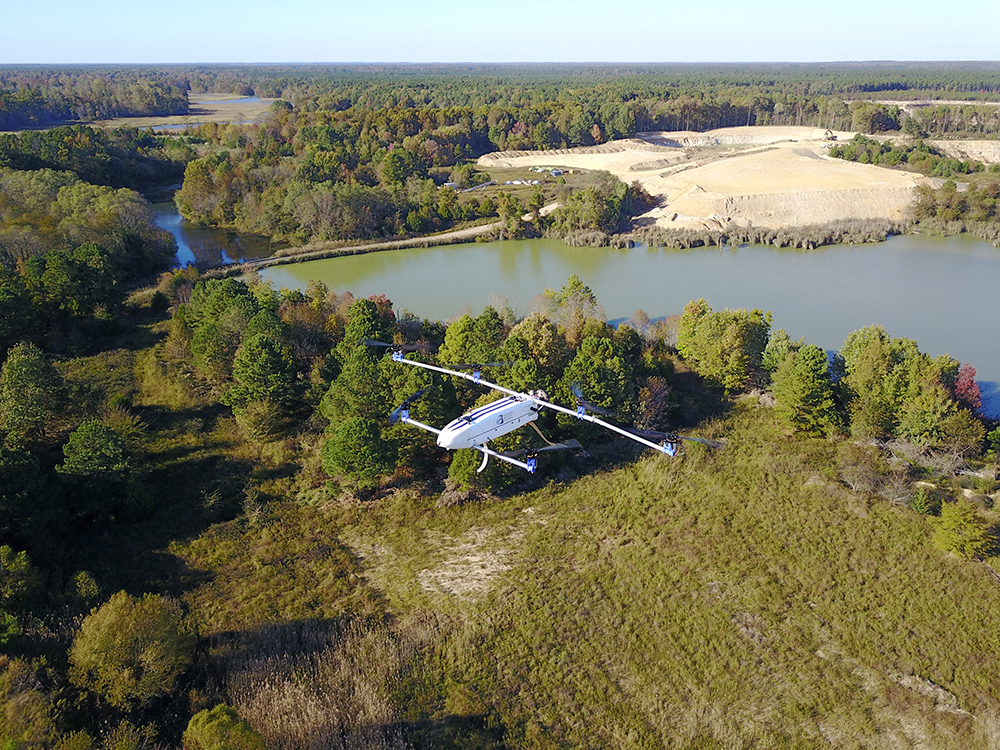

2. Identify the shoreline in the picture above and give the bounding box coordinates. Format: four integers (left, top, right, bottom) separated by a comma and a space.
204, 216, 1000, 279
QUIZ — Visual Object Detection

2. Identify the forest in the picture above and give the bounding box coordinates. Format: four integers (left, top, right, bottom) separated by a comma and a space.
6, 63, 1000, 250
2, 64, 1000, 749
0, 68, 188, 130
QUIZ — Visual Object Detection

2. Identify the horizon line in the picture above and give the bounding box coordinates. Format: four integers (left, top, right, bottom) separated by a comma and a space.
3, 60, 1000, 67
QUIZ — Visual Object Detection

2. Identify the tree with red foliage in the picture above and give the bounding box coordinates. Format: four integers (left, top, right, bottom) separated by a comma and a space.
955, 363, 982, 412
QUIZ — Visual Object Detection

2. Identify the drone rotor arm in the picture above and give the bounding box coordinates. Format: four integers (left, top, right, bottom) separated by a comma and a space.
388, 353, 718, 458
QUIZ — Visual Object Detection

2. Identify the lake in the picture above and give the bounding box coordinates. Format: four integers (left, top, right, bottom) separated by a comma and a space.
148, 199, 1000, 415
259, 235, 1000, 417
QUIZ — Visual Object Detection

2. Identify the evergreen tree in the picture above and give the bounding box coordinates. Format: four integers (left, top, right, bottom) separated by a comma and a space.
223, 333, 297, 415
558, 335, 637, 424
184, 704, 266, 750
322, 416, 397, 490
934, 500, 993, 559
0, 342, 62, 447
0, 270, 39, 355
771, 344, 836, 436
676, 299, 770, 393
761, 328, 799, 373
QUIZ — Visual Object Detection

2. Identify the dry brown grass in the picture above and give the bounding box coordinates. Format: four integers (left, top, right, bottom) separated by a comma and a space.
89, 93, 275, 130
213, 620, 413, 750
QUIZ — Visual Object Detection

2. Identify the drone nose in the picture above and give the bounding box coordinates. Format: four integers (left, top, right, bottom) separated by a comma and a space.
437, 429, 461, 450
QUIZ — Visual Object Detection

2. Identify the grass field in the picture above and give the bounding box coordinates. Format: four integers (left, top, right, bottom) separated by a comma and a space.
161, 395, 1000, 748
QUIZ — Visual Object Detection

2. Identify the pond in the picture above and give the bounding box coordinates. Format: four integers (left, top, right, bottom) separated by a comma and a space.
259, 234, 1000, 416
152, 201, 275, 266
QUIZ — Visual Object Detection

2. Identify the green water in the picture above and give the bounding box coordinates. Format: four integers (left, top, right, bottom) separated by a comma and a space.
261, 234, 1000, 414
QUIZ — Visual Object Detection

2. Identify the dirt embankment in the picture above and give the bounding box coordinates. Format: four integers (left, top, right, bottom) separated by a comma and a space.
928, 140, 1000, 164
480, 126, 942, 231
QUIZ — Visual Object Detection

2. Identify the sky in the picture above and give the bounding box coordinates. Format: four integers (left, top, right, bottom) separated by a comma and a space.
1, 0, 998, 65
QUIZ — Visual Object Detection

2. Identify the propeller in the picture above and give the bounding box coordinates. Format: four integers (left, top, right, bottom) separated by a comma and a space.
571, 383, 615, 417
499, 439, 583, 459
622, 426, 723, 450
362, 338, 432, 353
389, 389, 428, 424
450, 361, 512, 370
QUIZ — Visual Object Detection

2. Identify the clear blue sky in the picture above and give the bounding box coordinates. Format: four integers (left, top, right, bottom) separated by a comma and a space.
2, 0, 997, 64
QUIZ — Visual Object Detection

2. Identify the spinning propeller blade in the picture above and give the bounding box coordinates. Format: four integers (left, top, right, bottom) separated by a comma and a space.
571, 382, 615, 417
450, 361, 512, 370
499, 439, 582, 459
362, 338, 431, 353
389, 388, 427, 424
622, 427, 723, 450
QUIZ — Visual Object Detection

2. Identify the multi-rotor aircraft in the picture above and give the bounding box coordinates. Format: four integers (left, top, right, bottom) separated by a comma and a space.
367, 341, 721, 475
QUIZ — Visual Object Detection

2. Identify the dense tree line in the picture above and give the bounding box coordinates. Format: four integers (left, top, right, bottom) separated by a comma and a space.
174, 62, 1000, 127
157, 276, 993, 495
912, 179, 1000, 243
153, 273, 675, 492
4, 63, 1000, 146
0, 125, 191, 190
907, 102, 1000, 137
0, 167, 175, 281
669, 300, 989, 460
0, 151, 179, 358
829, 133, 1000, 179
0, 67, 188, 129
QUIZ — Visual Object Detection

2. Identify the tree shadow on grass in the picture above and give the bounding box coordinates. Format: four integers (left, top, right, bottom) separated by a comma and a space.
671, 367, 731, 427
61, 401, 259, 596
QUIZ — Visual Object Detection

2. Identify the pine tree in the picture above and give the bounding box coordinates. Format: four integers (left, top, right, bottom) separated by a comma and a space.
771, 344, 836, 436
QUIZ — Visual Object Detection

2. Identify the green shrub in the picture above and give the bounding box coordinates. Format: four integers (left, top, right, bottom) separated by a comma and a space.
69, 591, 196, 708
183, 704, 265, 750
934, 500, 993, 559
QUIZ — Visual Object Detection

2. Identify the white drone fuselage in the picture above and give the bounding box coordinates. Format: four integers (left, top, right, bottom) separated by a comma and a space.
436, 395, 539, 450
388, 351, 697, 474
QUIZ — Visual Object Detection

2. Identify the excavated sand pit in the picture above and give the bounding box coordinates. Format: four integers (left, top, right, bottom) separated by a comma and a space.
479, 126, 943, 231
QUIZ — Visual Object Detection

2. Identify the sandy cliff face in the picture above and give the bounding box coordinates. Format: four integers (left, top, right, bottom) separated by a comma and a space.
928, 140, 1000, 164
719, 188, 919, 227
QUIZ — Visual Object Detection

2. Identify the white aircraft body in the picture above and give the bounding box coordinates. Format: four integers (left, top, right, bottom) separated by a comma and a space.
437, 396, 541, 450
386, 350, 714, 474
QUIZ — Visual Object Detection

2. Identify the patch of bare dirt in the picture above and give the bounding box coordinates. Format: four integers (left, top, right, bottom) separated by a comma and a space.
415, 527, 516, 598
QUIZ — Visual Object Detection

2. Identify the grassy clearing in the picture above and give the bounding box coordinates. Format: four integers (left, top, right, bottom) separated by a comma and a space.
323, 404, 1000, 748
471, 165, 604, 207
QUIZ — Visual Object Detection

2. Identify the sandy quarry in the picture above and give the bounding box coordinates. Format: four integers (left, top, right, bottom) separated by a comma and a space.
479, 126, 945, 231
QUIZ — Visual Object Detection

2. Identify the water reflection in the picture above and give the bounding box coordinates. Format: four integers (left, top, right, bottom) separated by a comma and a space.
152, 202, 274, 266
